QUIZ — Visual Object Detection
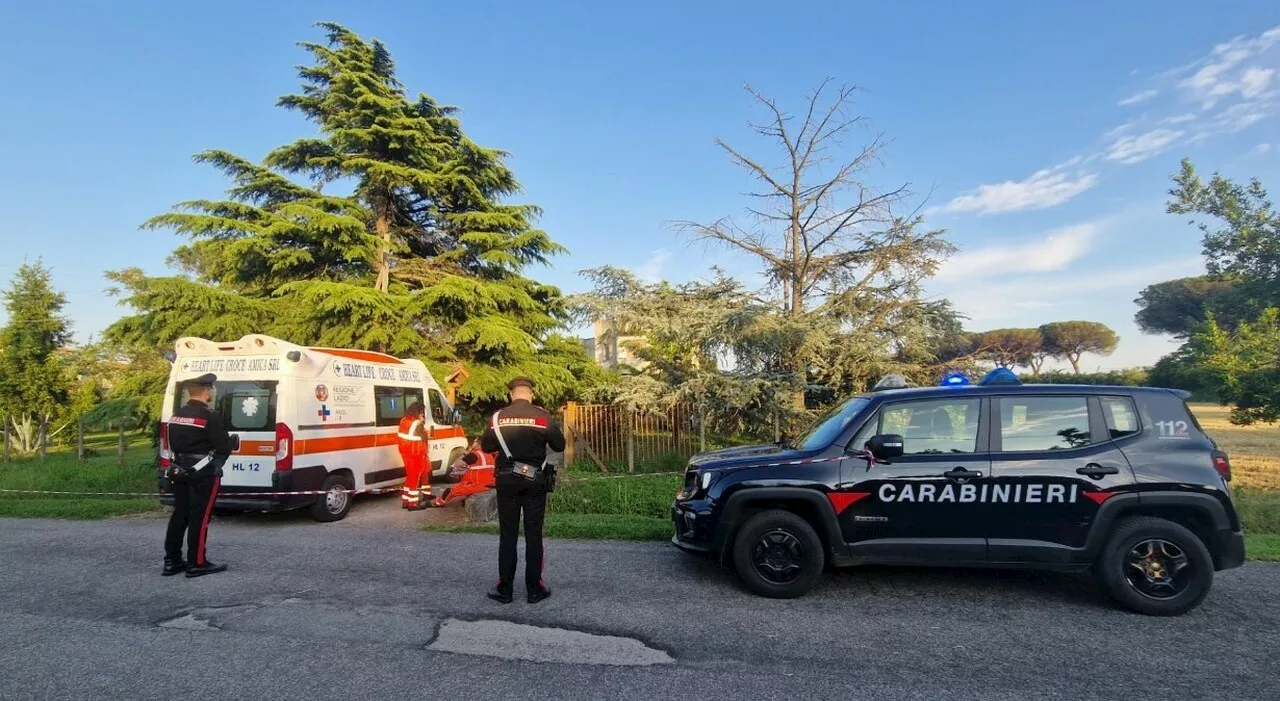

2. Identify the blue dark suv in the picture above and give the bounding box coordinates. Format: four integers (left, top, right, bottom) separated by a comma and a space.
671, 370, 1245, 616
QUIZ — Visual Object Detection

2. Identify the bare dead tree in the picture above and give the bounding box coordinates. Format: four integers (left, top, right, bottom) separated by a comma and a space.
674, 80, 954, 413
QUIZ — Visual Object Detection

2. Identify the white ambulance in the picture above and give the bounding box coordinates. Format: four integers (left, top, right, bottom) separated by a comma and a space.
158, 334, 470, 521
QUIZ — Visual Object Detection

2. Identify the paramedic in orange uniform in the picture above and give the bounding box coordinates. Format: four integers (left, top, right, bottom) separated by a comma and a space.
432, 438, 497, 507
397, 401, 431, 510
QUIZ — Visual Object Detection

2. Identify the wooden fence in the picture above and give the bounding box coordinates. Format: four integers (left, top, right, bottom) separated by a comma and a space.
561, 402, 706, 472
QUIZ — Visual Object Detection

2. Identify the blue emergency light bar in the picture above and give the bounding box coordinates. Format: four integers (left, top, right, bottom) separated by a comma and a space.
979, 367, 1021, 386
940, 370, 971, 387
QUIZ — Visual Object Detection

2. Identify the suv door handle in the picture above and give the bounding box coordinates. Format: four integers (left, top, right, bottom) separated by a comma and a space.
943, 467, 983, 481
1077, 463, 1119, 479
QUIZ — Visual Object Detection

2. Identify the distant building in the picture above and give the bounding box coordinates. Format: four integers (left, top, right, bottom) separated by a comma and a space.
582, 319, 648, 371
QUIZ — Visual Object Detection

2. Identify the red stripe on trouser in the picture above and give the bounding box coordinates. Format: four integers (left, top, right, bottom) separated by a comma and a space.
196, 477, 220, 566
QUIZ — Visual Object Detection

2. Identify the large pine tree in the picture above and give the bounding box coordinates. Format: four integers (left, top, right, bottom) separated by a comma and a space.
0, 260, 73, 455
107, 23, 592, 406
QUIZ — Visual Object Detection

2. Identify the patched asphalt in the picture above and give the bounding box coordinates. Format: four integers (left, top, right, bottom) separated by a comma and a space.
0, 516, 1277, 700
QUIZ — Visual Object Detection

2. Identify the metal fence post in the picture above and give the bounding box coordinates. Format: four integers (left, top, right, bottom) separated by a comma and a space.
626, 408, 635, 474
77, 420, 85, 462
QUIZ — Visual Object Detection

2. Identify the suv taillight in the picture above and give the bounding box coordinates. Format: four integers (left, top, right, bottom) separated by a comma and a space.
1212, 450, 1231, 482
275, 422, 293, 471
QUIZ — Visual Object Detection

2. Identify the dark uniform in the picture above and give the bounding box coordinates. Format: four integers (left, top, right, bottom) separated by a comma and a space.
163, 373, 235, 578
478, 377, 565, 603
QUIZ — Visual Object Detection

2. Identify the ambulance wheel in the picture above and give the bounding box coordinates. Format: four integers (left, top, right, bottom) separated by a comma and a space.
731, 510, 825, 599
310, 474, 354, 522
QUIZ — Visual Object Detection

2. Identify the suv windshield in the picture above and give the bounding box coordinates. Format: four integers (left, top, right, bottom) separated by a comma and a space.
794, 396, 871, 450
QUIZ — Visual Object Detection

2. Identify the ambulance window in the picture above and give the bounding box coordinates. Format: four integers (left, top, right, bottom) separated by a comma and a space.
427, 388, 450, 424
375, 386, 423, 426
176, 381, 277, 431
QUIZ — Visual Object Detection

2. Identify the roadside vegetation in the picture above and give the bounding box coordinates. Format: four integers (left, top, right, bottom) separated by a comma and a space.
0, 435, 158, 519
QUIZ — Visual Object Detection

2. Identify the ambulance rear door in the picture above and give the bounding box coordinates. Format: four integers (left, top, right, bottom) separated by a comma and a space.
171, 378, 279, 488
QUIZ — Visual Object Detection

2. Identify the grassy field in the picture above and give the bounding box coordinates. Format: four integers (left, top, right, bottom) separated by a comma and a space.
0, 436, 161, 518
1191, 403, 1280, 560
429, 472, 680, 540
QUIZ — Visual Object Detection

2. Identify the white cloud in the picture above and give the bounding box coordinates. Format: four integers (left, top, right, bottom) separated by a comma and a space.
933, 222, 1097, 282
1175, 25, 1280, 108
1252, 143, 1272, 155
1240, 67, 1276, 98
1161, 113, 1198, 125
942, 167, 1098, 216
633, 248, 670, 282
1118, 89, 1158, 106
1103, 120, 1138, 140
1188, 101, 1273, 143
1104, 128, 1183, 164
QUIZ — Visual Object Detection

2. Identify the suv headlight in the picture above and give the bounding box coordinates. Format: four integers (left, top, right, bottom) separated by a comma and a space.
699, 471, 716, 492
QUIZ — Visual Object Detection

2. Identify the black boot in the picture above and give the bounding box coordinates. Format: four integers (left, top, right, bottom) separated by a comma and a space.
527, 585, 552, 604
162, 559, 186, 577
185, 561, 228, 578
487, 583, 513, 604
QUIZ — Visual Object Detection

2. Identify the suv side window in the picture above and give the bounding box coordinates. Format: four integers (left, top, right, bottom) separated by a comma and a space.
881, 398, 981, 455
1100, 396, 1141, 439
999, 396, 1092, 451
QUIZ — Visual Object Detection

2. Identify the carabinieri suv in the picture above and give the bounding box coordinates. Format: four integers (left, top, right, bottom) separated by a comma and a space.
671, 371, 1245, 616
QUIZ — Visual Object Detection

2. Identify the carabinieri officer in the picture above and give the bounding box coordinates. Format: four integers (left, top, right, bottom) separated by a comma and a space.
478, 377, 565, 604
162, 373, 235, 578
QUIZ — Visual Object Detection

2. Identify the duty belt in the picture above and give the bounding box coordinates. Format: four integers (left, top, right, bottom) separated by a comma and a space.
173, 452, 215, 471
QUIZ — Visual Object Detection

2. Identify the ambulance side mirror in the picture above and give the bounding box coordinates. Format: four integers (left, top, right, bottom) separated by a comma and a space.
867, 434, 904, 461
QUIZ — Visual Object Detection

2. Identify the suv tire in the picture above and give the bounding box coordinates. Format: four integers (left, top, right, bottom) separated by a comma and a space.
310, 473, 354, 523
1095, 516, 1214, 616
731, 509, 825, 599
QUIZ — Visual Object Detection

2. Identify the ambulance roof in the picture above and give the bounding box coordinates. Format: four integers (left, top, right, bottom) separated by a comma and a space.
172, 334, 416, 366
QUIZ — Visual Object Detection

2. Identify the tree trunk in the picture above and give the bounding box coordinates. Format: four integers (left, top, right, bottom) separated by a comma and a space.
1069, 353, 1082, 374
374, 197, 391, 294
3, 420, 9, 462
118, 424, 127, 466
38, 418, 47, 460
77, 421, 85, 462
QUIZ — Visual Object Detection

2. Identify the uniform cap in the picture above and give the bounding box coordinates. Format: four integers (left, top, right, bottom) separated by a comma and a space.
507, 376, 535, 391
185, 373, 218, 386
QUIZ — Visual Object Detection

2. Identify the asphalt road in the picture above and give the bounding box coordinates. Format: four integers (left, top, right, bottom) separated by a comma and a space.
1, 514, 1277, 700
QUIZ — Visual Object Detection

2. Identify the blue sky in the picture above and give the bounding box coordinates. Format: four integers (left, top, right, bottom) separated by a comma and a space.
2, 1, 1278, 370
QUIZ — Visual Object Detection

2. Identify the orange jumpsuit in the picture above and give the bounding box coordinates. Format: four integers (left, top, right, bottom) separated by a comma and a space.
432, 441, 497, 507
397, 414, 430, 509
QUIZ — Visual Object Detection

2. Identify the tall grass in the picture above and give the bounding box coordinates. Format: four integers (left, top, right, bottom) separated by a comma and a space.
0, 447, 160, 518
